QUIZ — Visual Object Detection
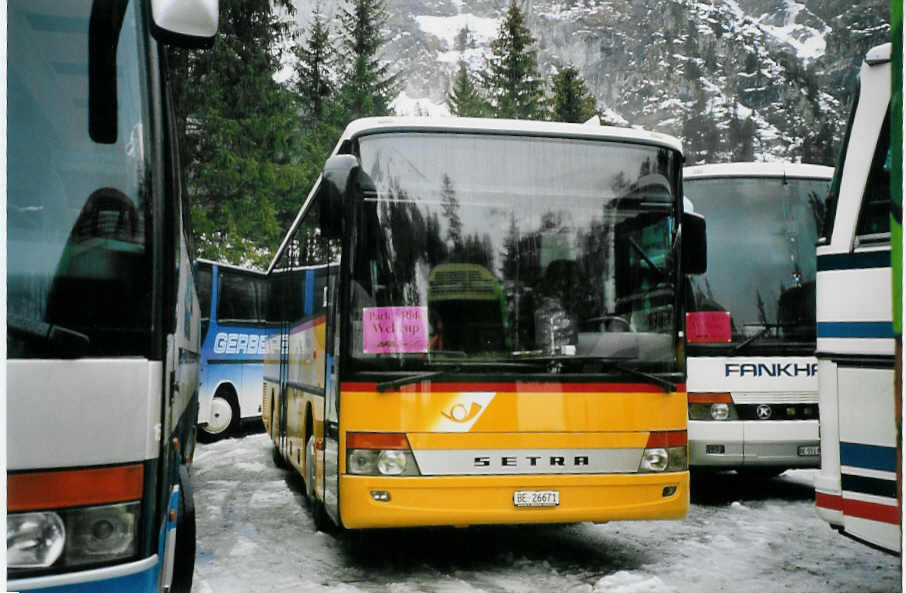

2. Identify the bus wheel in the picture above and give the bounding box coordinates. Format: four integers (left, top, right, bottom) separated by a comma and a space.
306, 435, 332, 532
198, 392, 237, 442
171, 465, 196, 593
272, 442, 287, 469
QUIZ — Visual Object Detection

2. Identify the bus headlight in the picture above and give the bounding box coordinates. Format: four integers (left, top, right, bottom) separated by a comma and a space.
710, 403, 729, 420
346, 432, 422, 476
63, 502, 139, 566
7, 512, 65, 568
638, 446, 687, 473
348, 449, 379, 475
640, 448, 669, 472
7, 502, 140, 570
377, 450, 407, 475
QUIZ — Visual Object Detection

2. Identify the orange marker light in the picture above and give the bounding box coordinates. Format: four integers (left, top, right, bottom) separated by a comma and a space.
8, 464, 144, 512
688, 392, 733, 404
346, 432, 410, 450
646, 430, 687, 448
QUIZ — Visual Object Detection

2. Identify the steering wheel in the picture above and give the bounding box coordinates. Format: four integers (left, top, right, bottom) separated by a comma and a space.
581, 315, 632, 332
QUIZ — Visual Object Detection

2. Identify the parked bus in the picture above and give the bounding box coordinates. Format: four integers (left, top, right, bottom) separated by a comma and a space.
264, 117, 707, 530
813, 43, 899, 554
6, 1, 217, 591
195, 259, 272, 440
683, 163, 833, 476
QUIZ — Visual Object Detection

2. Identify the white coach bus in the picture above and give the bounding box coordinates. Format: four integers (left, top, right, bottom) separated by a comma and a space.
683, 162, 833, 476
813, 43, 898, 554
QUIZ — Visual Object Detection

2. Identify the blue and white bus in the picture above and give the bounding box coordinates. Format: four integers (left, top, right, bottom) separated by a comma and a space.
195, 259, 273, 440
814, 43, 899, 554
6, 1, 217, 591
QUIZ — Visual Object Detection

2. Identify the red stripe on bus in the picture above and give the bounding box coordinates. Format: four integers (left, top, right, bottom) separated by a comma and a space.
9, 464, 144, 511
342, 382, 685, 394
843, 498, 900, 525
815, 492, 843, 512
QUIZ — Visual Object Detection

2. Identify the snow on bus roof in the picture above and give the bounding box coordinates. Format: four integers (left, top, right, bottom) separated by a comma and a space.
338, 116, 684, 154
683, 161, 834, 180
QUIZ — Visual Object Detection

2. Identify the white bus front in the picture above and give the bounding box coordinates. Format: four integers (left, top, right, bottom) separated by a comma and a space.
683, 163, 832, 475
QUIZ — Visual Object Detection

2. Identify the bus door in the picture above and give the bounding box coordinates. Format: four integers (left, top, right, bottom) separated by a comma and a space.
277, 293, 291, 453
323, 263, 342, 523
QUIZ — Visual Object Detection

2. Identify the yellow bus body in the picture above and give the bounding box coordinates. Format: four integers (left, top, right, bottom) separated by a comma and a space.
264, 315, 689, 529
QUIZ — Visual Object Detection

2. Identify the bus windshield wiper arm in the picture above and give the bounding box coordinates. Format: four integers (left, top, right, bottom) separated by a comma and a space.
594, 359, 674, 392
518, 355, 675, 392
377, 370, 451, 393
8, 315, 90, 353
730, 324, 784, 354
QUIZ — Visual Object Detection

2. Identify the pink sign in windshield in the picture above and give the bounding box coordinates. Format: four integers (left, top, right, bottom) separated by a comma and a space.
686, 311, 732, 343
363, 307, 429, 354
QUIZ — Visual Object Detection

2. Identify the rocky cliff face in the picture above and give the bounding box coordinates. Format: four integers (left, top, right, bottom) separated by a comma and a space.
295, 0, 890, 164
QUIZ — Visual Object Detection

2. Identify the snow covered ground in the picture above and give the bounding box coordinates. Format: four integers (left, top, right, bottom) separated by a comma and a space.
191, 430, 901, 593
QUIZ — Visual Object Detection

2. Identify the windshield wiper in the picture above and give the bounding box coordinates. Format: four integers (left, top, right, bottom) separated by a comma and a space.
729, 323, 791, 354
8, 315, 90, 355
517, 355, 675, 392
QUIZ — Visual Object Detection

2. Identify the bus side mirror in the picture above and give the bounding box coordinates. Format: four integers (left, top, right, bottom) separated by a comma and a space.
682, 212, 707, 275
150, 0, 219, 48
320, 154, 360, 239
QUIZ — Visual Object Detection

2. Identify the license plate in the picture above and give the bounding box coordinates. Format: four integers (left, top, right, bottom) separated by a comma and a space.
798, 445, 820, 456
513, 490, 559, 507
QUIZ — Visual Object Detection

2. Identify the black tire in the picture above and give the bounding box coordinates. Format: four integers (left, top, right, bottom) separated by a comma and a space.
170, 465, 196, 593
272, 442, 288, 469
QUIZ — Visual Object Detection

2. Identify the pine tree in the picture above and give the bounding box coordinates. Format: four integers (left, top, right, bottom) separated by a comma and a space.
293, 6, 334, 123
481, 0, 547, 120
550, 65, 599, 123
168, 0, 307, 267
336, 0, 400, 120
447, 61, 486, 117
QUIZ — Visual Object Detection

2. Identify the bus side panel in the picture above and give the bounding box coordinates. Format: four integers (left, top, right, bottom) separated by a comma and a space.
837, 365, 900, 552
814, 358, 843, 527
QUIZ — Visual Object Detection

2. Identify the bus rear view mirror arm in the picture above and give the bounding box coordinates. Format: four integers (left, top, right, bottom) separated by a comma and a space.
682, 211, 707, 275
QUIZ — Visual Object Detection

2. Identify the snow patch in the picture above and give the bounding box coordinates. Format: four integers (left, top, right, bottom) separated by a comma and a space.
592, 571, 675, 593
413, 14, 500, 48
391, 91, 451, 117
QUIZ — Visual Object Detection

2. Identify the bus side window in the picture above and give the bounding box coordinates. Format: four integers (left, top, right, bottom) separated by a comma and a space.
854, 109, 891, 242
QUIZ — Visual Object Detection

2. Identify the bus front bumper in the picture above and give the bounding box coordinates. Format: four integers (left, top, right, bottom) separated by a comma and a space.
689, 420, 820, 468
8, 555, 159, 592
338, 472, 688, 529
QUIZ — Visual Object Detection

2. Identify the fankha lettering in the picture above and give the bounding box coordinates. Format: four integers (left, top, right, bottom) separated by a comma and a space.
724, 362, 817, 377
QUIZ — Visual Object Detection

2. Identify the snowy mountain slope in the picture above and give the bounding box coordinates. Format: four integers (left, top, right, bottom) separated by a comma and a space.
292, 0, 889, 163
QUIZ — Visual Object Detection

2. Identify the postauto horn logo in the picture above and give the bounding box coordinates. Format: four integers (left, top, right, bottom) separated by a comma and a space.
441, 402, 483, 423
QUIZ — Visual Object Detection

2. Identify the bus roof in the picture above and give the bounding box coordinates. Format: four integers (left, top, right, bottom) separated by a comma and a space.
338, 116, 684, 154
683, 162, 834, 180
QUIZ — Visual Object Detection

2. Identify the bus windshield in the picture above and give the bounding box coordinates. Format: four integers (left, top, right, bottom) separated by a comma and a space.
7, 0, 153, 359
348, 132, 681, 372
684, 175, 829, 349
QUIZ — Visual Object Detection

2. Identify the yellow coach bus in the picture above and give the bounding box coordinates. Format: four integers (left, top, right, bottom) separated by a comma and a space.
263, 117, 706, 530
